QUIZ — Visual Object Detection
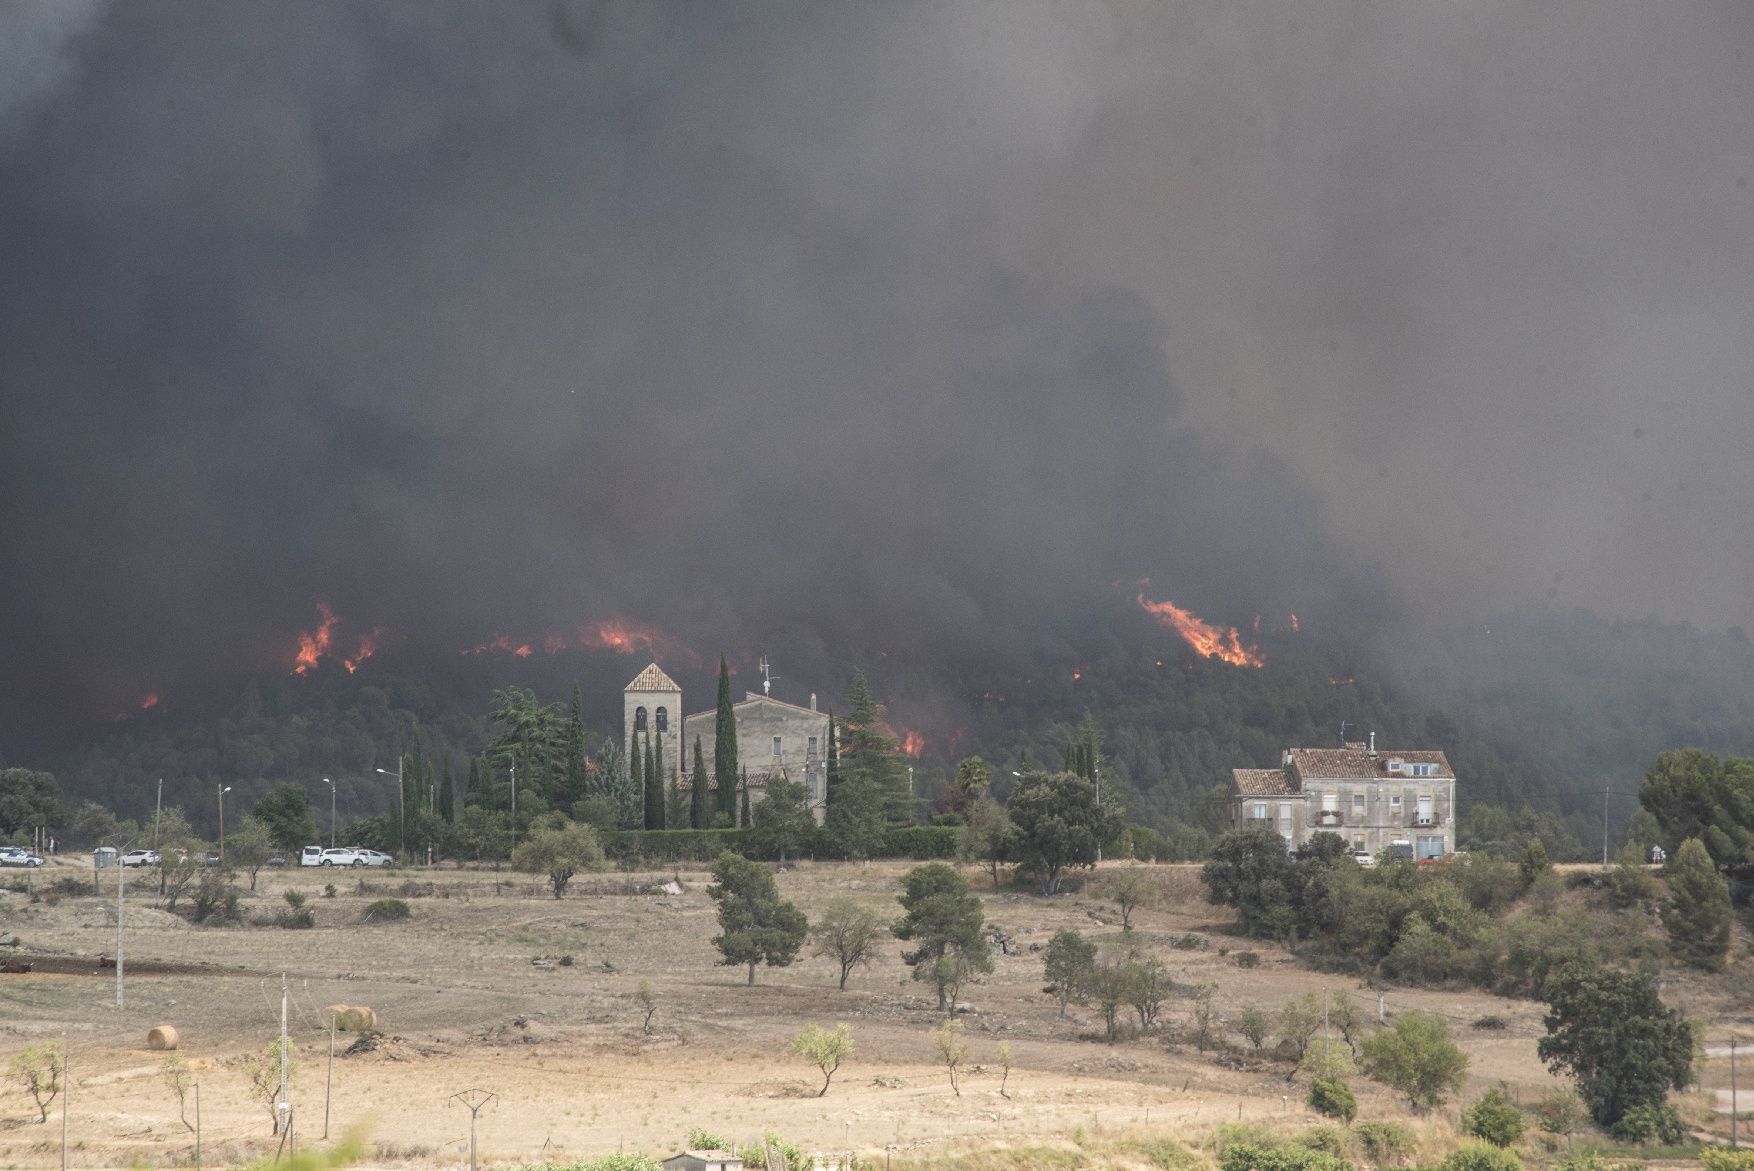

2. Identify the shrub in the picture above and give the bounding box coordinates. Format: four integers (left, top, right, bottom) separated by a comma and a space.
1234, 951, 1261, 969
1702, 1150, 1754, 1171
1360, 1011, 1468, 1110
1352, 1123, 1413, 1167
1463, 1086, 1526, 1148
1219, 1142, 1352, 1171
1438, 1143, 1521, 1171
1296, 1126, 1351, 1155
192, 870, 239, 924
277, 889, 314, 929
1308, 1078, 1358, 1125
362, 898, 411, 923
577, 1156, 662, 1171
1607, 1102, 1684, 1145
1471, 1016, 1509, 1031
686, 1129, 735, 1153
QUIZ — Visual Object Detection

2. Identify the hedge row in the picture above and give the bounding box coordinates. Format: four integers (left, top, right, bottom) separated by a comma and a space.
600, 824, 965, 864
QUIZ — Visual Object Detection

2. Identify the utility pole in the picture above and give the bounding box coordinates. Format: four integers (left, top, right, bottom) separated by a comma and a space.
59, 1039, 68, 1171
1733, 1037, 1740, 1149
1603, 787, 1611, 868
277, 974, 290, 1138
154, 779, 163, 849
324, 1017, 335, 1140
195, 1081, 202, 1169
450, 1089, 497, 1171
324, 778, 336, 849
115, 853, 125, 1008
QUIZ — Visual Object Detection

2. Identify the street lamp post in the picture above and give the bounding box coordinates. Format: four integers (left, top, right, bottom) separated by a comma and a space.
323, 777, 336, 849
217, 785, 233, 862
376, 756, 405, 857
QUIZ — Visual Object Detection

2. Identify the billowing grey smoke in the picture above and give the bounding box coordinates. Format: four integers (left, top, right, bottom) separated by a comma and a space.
1, 1, 1750, 731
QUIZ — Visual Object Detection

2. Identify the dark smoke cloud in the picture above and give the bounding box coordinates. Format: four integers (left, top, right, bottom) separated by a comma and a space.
1, 1, 1750, 731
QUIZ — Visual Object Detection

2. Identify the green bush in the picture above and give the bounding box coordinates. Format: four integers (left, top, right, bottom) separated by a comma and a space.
601, 828, 749, 863
1308, 1078, 1358, 1125
1352, 1123, 1413, 1167
362, 898, 411, 923
277, 889, 314, 929
1437, 1142, 1521, 1171
1219, 1142, 1353, 1171
685, 1129, 735, 1153
1234, 951, 1261, 968
1463, 1086, 1526, 1148
875, 825, 965, 859
1296, 1127, 1351, 1156
1701, 1149, 1754, 1171
1607, 1103, 1684, 1145
574, 1156, 663, 1171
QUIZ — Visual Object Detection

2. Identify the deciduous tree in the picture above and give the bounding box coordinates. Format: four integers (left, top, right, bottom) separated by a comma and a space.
9, 1042, 61, 1124
811, 897, 888, 990
1042, 928, 1096, 1018
792, 1023, 852, 1097
511, 815, 604, 898
250, 784, 318, 853
1361, 1011, 1468, 1111
1008, 771, 1123, 894
750, 775, 814, 867
1537, 961, 1694, 1128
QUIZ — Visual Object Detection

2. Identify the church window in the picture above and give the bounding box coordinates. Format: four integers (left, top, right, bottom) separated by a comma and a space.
656, 707, 668, 732
808, 735, 819, 756
772, 736, 783, 757
634, 706, 647, 731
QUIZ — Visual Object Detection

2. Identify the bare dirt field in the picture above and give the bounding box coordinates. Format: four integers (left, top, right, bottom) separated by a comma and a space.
0, 859, 1744, 1169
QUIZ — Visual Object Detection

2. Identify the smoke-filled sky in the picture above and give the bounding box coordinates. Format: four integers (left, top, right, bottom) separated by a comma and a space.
3, 1, 1753, 731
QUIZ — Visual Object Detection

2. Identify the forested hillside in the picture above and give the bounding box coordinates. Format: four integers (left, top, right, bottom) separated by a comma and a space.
17, 603, 1754, 860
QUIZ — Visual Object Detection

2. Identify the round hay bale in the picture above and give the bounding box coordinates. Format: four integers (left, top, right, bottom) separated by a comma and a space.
146, 1025, 179, 1051
322, 1004, 354, 1030
343, 1006, 376, 1032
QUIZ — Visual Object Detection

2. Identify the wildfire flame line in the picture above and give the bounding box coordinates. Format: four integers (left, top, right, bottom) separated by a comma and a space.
1136, 593, 1266, 668
293, 602, 341, 674
461, 618, 703, 669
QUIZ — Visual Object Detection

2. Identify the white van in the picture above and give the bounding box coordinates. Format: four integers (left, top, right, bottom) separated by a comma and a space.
298, 845, 325, 867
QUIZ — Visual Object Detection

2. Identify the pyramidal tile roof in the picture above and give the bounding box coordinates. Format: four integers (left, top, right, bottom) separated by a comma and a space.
625, 662, 681, 693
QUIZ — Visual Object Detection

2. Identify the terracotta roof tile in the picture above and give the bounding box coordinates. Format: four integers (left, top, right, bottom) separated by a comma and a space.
1288, 748, 1454, 780
625, 663, 681, 693
1233, 768, 1297, 796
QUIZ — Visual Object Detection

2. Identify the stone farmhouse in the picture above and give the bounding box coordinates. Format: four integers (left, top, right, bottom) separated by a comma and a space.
1231, 735, 1456, 860
624, 663, 831, 824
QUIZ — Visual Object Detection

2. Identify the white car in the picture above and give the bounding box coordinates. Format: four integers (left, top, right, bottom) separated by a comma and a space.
316, 847, 366, 868
0, 847, 44, 868
120, 849, 161, 867
347, 848, 394, 868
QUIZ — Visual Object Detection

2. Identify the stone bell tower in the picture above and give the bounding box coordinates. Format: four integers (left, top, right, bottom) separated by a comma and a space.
624, 662, 683, 782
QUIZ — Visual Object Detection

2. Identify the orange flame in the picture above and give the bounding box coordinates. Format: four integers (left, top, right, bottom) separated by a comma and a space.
293, 602, 341, 674
1290, 612, 1300, 633
901, 730, 925, 758
1137, 594, 1266, 668
343, 628, 383, 674
140, 692, 160, 710
462, 633, 534, 657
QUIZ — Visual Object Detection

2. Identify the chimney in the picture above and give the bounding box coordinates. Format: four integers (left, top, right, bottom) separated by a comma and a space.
1368, 731, 1377, 757
809, 692, 817, 711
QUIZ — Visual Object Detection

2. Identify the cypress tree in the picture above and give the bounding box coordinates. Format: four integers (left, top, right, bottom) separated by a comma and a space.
465, 755, 491, 809
628, 732, 643, 819
824, 712, 841, 798
691, 736, 710, 829
406, 731, 427, 812
645, 733, 664, 830
1666, 837, 1732, 969
439, 753, 456, 823
714, 654, 739, 819
740, 768, 751, 827
564, 682, 587, 808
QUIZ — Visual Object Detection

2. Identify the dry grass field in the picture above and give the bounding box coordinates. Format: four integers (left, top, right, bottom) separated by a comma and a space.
0, 858, 1744, 1170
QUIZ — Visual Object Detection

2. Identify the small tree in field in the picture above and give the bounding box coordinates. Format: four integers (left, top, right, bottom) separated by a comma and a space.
792, 1023, 853, 1097
239, 1037, 298, 1134
511, 815, 604, 898
1463, 1086, 1526, 1148
894, 863, 991, 1011
1101, 864, 1156, 930
161, 1053, 195, 1132
10, 1042, 61, 1123
1042, 928, 1097, 1018
636, 980, 658, 1033
1665, 837, 1731, 970
1361, 1011, 1468, 1111
810, 897, 888, 990
997, 1040, 1013, 1099
933, 1019, 968, 1097
707, 852, 808, 985
1234, 1004, 1271, 1051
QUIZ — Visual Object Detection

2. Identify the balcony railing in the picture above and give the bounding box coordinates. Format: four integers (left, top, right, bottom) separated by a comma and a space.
1410, 813, 1443, 828
1314, 810, 1345, 827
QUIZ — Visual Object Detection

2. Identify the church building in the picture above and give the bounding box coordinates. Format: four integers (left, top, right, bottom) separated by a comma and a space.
624, 663, 832, 824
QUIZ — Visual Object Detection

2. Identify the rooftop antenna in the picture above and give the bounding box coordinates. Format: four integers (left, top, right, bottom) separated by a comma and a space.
759, 655, 777, 697
1339, 720, 1351, 747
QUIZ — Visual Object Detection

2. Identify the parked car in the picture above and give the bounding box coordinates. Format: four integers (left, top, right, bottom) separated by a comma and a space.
120, 849, 160, 867
265, 854, 288, 868
298, 845, 325, 867
348, 848, 394, 868
1352, 851, 1377, 867
316, 847, 364, 868
0, 847, 44, 867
